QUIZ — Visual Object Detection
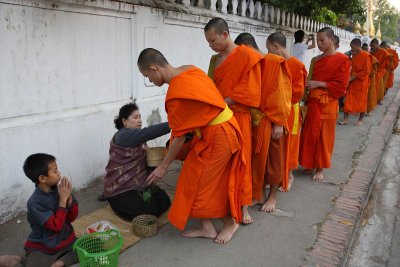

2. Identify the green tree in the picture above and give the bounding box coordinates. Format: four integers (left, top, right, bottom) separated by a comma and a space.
262, 0, 365, 27
373, 0, 400, 43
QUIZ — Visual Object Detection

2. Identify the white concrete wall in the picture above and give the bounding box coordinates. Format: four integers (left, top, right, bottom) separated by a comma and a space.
0, 0, 354, 223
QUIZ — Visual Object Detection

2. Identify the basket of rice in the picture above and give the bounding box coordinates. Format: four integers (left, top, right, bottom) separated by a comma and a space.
145, 147, 166, 167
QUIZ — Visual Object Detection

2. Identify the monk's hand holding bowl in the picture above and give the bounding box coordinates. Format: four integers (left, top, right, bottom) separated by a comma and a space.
147, 164, 168, 184
271, 124, 283, 140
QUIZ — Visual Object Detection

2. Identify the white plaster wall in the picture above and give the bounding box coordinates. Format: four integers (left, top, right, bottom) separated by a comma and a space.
0, 0, 354, 223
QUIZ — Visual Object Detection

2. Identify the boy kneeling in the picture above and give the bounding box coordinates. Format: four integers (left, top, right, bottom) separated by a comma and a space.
1, 153, 79, 267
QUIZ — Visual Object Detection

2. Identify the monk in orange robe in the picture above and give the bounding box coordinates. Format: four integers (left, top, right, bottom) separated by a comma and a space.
137, 48, 246, 244
234, 32, 291, 211
299, 27, 350, 181
362, 44, 379, 114
370, 38, 390, 105
205, 18, 262, 224
380, 42, 399, 91
340, 39, 372, 126
258, 32, 305, 192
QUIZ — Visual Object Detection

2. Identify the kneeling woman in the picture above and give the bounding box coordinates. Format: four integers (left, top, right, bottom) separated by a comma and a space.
104, 103, 171, 220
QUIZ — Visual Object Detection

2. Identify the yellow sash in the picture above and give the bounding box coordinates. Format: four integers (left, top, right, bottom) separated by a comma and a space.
291, 103, 300, 135
195, 105, 233, 139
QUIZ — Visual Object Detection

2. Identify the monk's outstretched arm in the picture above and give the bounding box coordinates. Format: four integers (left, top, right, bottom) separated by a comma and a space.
147, 135, 186, 184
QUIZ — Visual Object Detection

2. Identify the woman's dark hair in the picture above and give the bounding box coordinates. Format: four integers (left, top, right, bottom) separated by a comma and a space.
114, 103, 139, 130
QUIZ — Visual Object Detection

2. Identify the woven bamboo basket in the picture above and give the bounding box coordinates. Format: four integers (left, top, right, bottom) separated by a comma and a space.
145, 147, 166, 167
131, 214, 159, 238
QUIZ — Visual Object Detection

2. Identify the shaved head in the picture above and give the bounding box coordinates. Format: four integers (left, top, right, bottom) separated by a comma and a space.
350, 38, 361, 47
380, 41, 389, 48
137, 48, 169, 70
370, 39, 379, 46
267, 32, 286, 48
362, 43, 368, 51
318, 27, 335, 39
204, 17, 230, 34
234, 32, 259, 50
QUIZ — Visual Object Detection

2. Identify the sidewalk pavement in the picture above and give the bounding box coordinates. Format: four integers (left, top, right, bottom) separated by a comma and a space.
1, 77, 399, 267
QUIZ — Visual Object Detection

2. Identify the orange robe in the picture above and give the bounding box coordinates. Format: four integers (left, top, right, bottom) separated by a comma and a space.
208, 45, 262, 206
386, 48, 399, 89
367, 55, 379, 113
166, 67, 246, 230
383, 52, 394, 92
371, 48, 390, 102
344, 50, 371, 113
286, 57, 307, 170
299, 53, 350, 169
252, 54, 292, 199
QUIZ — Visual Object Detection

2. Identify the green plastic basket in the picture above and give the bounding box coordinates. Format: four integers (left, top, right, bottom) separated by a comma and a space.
73, 229, 123, 267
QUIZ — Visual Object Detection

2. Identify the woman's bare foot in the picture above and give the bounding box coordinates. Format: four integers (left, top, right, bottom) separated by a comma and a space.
242, 205, 253, 224
304, 168, 314, 175
51, 260, 65, 267
215, 216, 239, 244
0, 255, 22, 267
312, 168, 324, 181
182, 219, 217, 239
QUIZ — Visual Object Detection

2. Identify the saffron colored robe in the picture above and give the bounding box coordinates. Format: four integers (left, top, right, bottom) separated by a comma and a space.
252, 54, 292, 199
299, 53, 350, 169
386, 48, 399, 89
371, 48, 390, 102
208, 45, 262, 206
166, 67, 246, 230
287, 57, 307, 170
367, 55, 379, 113
344, 50, 371, 113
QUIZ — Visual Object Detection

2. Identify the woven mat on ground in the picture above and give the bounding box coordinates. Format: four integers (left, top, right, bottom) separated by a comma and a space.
72, 205, 170, 252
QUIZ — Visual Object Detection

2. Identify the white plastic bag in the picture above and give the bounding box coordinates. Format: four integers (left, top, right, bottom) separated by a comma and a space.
84, 220, 119, 235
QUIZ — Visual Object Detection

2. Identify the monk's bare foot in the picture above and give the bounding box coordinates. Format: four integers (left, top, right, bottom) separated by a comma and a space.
279, 171, 294, 192
312, 168, 324, 181
261, 184, 279, 212
242, 205, 253, 224
354, 121, 363, 126
182, 219, 217, 239
215, 216, 239, 244
378, 101, 383, 105
304, 168, 314, 175
338, 120, 349, 125
0, 255, 22, 267
287, 172, 295, 191
260, 197, 277, 212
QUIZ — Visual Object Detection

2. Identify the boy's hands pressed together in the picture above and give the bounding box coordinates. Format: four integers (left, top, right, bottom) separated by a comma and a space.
58, 177, 72, 208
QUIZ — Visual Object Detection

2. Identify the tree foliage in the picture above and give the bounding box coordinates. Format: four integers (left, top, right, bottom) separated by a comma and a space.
373, 0, 400, 43
262, 0, 365, 26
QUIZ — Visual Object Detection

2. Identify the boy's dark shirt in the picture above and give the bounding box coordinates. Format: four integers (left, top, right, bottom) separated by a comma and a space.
24, 187, 78, 254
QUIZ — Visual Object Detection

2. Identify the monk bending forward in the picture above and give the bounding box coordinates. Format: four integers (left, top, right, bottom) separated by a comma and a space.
299, 27, 350, 181
138, 48, 246, 244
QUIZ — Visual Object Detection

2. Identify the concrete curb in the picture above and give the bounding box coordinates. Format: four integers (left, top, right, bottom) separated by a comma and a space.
306, 86, 400, 267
